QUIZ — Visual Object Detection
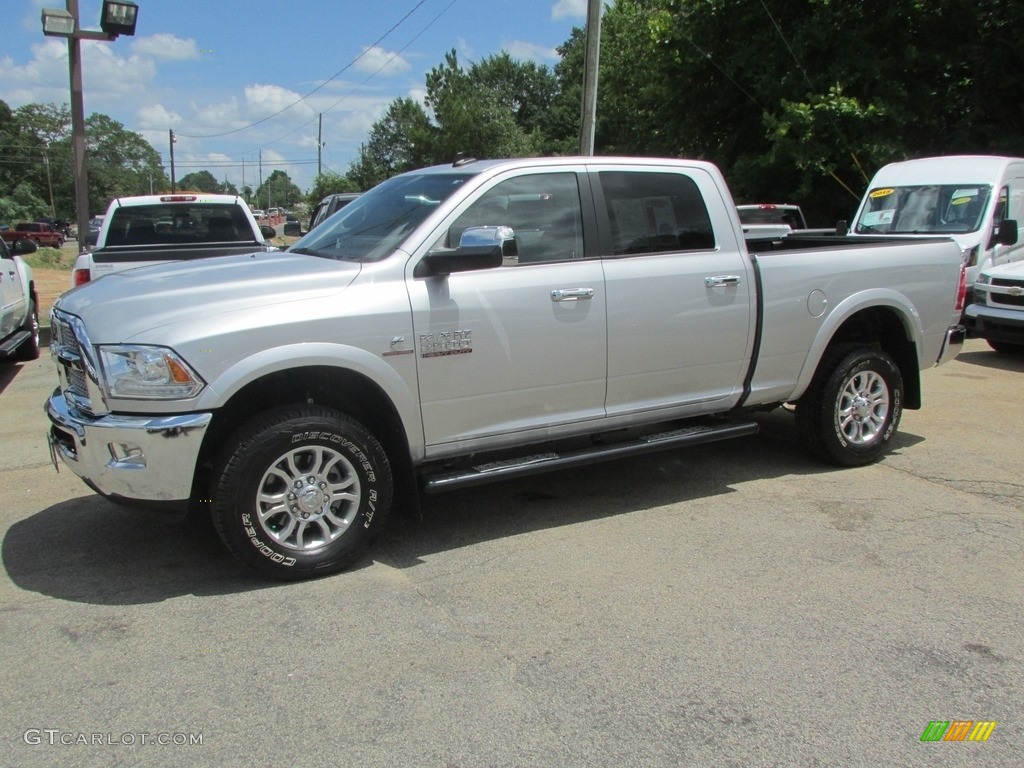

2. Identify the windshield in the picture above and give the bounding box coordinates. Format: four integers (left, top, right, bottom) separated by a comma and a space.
855, 184, 992, 235
291, 172, 475, 262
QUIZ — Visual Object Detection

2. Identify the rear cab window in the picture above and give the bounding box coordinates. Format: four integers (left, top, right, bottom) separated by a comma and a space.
596, 171, 716, 255
105, 203, 257, 246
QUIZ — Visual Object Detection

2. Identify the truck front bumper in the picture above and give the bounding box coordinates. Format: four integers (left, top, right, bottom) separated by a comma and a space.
46, 389, 212, 506
963, 305, 1024, 345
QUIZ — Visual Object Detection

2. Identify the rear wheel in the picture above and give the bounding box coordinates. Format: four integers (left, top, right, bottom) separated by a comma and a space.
795, 346, 903, 466
211, 405, 393, 580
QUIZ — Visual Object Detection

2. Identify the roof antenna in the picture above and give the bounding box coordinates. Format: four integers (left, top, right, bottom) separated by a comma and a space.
452, 152, 477, 167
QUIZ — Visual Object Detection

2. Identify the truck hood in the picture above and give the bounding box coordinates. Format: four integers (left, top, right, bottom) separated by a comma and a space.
55, 251, 361, 340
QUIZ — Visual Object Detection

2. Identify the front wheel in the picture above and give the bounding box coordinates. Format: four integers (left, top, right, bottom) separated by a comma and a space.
795, 346, 903, 467
211, 405, 393, 580
14, 299, 40, 361
986, 339, 1024, 354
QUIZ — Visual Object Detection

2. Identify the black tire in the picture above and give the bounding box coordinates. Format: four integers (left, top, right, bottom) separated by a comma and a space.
986, 339, 1024, 354
14, 299, 40, 361
211, 405, 393, 580
795, 346, 903, 467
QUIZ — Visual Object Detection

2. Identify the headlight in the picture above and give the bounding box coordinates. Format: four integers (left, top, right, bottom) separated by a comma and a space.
976, 273, 991, 285
98, 345, 205, 399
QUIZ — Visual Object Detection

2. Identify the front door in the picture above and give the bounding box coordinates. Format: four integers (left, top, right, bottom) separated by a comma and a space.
408, 168, 608, 452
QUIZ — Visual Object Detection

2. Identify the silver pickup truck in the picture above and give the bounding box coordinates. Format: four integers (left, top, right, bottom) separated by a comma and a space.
46, 157, 968, 580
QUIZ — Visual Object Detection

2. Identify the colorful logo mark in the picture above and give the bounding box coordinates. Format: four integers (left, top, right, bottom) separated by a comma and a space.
920, 720, 997, 742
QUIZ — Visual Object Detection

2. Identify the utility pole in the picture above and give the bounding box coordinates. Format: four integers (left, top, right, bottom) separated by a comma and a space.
258, 148, 263, 208
579, 0, 602, 156
318, 113, 323, 178
169, 129, 177, 192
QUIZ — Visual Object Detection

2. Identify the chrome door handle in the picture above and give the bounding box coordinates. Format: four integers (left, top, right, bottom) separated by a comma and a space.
551, 288, 594, 301
705, 275, 741, 287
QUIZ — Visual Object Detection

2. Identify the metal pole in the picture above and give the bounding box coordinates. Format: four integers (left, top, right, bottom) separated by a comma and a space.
579, 0, 602, 156
67, 0, 90, 250
169, 130, 176, 192
318, 113, 323, 178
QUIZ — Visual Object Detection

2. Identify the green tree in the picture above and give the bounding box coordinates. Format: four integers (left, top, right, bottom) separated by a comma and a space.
178, 170, 222, 192
424, 50, 546, 163
255, 169, 302, 210
349, 98, 435, 189
307, 171, 360, 206
85, 113, 168, 212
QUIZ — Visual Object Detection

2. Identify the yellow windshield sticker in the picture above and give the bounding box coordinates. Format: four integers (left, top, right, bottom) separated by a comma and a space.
869, 188, 894, 198
950, 196, 972, 206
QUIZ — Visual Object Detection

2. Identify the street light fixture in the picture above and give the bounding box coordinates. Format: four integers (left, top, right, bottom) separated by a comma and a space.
41, 1, 140, 250
100, 1, 139, 38
41, 8, 75, 36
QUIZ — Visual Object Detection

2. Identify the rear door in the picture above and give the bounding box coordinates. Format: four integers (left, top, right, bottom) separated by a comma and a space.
409, 166, 607, 451
594, 164, 755, 417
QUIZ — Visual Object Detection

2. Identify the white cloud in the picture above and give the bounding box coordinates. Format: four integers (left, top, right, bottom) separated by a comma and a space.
244, 83, 315, 119
503, 40, 560, 63
354, 46, 410, 76
552, 0, 588, 21
136, 103, 182, 130
130, 34, 200, 61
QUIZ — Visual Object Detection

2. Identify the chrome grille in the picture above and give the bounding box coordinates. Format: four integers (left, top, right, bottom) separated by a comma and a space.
50, 309, 96, 409
990, 278, 1024, 308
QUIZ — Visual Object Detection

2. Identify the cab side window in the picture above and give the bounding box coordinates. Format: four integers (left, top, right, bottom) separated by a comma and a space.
598, 171, 715, 255
448, 172, 584, 264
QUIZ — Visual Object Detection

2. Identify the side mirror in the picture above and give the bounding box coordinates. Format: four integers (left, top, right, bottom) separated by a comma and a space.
414, 226, 514, 278
13, 239, 38, 255
260, 225, 277, 240
990, 219, 1018, 247
283, 222, 302, 237
834, 219, 848, 236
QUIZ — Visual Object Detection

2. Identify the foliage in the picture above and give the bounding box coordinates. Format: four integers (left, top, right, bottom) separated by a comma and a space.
178, 170, 221, 193
0, 99, 169, 221
350, 51, 561, 186
0, 182, 49, 225
254, 169, 302, 210
306, 172, 360, 206
348, 98, 435, 189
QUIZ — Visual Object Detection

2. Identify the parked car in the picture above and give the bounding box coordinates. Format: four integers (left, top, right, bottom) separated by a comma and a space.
850, 155, 1024, 304
84, 216, 104, 248
737, 203, 809, 229
0, 237, 40, 362
963, 258, 1024, 352
1, 221, 65, 248
71, 193, 278, 286
308, 192, 361, 232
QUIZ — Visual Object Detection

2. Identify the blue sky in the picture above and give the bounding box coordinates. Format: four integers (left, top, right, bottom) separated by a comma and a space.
1, 0, 588, 192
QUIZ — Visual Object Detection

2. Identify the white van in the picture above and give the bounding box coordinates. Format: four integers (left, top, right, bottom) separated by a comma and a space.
850, 155, 1024, 301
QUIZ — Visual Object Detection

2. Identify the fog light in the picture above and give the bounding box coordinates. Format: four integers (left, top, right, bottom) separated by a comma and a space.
108, 442, 145, 468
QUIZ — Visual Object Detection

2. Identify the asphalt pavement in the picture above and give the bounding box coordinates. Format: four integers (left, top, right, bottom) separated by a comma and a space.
1, 339, 1021, 767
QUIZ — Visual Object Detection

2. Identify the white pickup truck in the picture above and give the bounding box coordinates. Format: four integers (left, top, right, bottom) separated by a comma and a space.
46, 156, 968, 580
0, 237, 40, 362
71, 193, 279, 286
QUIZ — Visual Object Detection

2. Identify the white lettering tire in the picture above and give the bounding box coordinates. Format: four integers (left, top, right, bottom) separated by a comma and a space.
211, 405, 392, 580
795, 346, 903, 467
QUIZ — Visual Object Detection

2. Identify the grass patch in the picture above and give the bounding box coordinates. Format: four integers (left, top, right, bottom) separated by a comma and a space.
23, 247, 77, 270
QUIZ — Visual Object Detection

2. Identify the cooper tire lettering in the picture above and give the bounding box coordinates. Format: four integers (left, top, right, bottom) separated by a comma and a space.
212, 406, 393, 580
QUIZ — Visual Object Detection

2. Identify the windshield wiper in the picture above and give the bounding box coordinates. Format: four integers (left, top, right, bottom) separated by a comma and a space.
289, 247, 324, 257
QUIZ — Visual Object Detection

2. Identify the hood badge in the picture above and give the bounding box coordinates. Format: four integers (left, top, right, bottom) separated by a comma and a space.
383, 336, 414, 357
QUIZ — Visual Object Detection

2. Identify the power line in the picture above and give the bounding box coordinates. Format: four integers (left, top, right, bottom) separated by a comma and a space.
176, 0, 431, 139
